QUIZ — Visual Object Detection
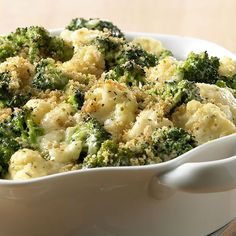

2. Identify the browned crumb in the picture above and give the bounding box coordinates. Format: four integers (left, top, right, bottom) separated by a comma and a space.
0, 108, 12, 123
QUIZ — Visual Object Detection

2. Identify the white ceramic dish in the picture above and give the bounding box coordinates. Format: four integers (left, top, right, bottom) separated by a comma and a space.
0, 31, 236, 236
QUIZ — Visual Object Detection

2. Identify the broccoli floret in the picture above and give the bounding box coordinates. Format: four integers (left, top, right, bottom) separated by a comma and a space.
151, 127, 197, 161
0, 137, 20, 177
217, 75, 236, 89
105, 61, 146, 86
0, 72, 30, 108
1, 26, 73, 63
159, 50, 173, 59
160, 79, 202, 114
93, 36, 124, 70
180, 51, 220, 83
4, 94, 30, 108
83, 139, 157, 168
47, 36, 74, 62
116, 46, 158, 68
180, 51, 236, 95
66, 18, 124, 38
216, 75, 236, 96
67, 89, 85, 110
7, 26, 49, 62
32, 59, 70, 90
0, 37, 16, 62
0, 108, 43, 177
1, 108, 44, 145
67, 116, 111, 159
104, 44, 158, 86
83, 140, 125, 167
83, 140, 121, 167
0, 72, 16, 106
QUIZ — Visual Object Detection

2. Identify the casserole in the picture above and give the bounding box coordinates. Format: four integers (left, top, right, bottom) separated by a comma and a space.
0, 30, 236, 236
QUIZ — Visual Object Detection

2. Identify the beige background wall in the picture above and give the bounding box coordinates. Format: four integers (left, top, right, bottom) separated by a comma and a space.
0, 0, 235, 53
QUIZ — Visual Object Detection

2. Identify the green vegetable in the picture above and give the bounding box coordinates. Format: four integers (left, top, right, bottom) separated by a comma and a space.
67, 89, 85, 110
67, 116, 111, 159
0, 72, 29, 108
66, 18, 124, 38
159, 50, 173, 59
93, 36, 124, 70
160, 79, 202, 114
216, 75, 236, 96
47, 35, 74, 62
104, 44, 158, 86
0, 108, 43, 177
32, 59, 70, 90
180, 51, 220, 84
0, 37, 16, 62
0, 137, 20, 177
180, 51, 236, 96
83, 139, 151, 168
105, 61, 146, 86
0, 26, 73, 63
3, 108, 44, 145
82, 140, 121, 167
116, 46, 158, 68
151, 127, 197, 161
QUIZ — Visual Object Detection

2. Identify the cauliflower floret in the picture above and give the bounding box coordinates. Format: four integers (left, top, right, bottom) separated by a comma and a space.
132, 37, 165, 56
219, 57, 236, 77
25, 99, 53, 124
146, 56, 178, 83
125, 109, 173, 140
41, 102, 75, 132
39, 130, 65, 151
172, 100, 236, 144
62, 45, 105, 77
8, 149, 51, 180
197, 83, 236, 123
0, 56, 34, 91
39, 129, 82, 163
60, 28, 104, 51
83, 80, 138, 139
48, 140, 82, 163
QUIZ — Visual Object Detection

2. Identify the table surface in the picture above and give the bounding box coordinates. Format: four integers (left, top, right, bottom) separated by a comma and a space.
0, 0, 236, 54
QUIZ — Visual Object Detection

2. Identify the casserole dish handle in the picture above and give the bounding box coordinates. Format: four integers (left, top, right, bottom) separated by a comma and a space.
158, 155, 236, 193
